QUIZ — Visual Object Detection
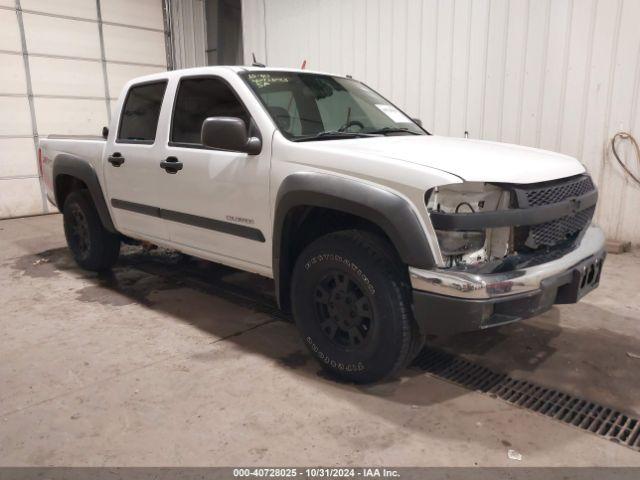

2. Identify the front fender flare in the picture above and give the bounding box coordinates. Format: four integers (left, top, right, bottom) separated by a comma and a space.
273, 172, 435, 307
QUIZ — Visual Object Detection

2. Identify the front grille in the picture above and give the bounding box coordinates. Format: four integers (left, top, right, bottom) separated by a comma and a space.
511, 174, 596, 250
522, 175, 595, 207
529, 206, 595, 247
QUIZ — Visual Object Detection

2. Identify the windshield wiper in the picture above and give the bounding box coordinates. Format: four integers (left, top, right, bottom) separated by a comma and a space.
366, 127, 421, 135
293, 130, 379, 142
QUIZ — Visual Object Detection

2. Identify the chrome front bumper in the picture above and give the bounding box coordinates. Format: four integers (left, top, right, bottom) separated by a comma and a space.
410, 226, 606, 300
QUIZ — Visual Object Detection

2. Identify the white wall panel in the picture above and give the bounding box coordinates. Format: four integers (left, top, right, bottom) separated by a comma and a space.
101, 0, 164, 30
103, 24, 166, 65
20, 0, 98, 20
464, 0, 490, 140
481, 0, 509, 142
0, 178, 44, 218
0, 53, 27, 94
240, 0, 265, 65
0, 9, 22, 52
29, 57, 104, 97
0, 97, 32, 136
499, 0, 528, 145
538, 0, 573, 152
416, 0, 438, 132
0, 0, 168, 220
22, 12, 102, 59
243, 0, 640, 243
34, 98, 107, 136
0, 138, 38, 178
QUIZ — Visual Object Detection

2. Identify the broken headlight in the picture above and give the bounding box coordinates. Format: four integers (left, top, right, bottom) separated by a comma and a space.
427, 183, 512, 266
435, 230, 486, 256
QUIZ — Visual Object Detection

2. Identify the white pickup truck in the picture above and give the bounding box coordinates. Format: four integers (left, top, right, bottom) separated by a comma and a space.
39, 66, 606, 383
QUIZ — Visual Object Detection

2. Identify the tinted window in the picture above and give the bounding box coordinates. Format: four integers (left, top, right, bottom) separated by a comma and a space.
118, 81, 167, 143
171, 77, 251, 145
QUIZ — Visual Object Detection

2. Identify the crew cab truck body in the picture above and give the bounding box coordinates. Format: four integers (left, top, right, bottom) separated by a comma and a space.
39, 66, 606, 383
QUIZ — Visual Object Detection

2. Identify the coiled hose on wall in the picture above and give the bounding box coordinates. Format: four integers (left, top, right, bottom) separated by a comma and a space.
610, 132, 640, 187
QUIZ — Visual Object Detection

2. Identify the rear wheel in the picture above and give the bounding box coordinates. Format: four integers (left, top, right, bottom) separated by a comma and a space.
291, 230, 419, 383
63, 190, 120, 271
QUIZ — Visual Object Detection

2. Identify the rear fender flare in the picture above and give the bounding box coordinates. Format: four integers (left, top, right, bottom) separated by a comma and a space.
52, 153, 117, 234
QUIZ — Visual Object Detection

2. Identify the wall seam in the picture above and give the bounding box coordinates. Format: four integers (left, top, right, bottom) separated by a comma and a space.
95, 0, 111, 122
0, 5, 165, 32
576, 0, 598, 161
0, 175, 40, 180
0, 48, 166, 67
415, 0, 424, 121
0, 93, 117, 100
601, 0, 625, 238
497, 0, 510, 141
363, 0, 368, 84
403, 0, 410, 108
555, 0, 574, 152
515, 0, 531, 145
446, 0, 456, 135
262, 0, 268, 64
432, 0, 439, 131
479, 0, 491, 139
14, 0, 48, 213
462, 0, 473, 135
534, 0, 552, 148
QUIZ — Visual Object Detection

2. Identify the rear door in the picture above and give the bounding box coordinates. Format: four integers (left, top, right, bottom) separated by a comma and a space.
104, 80, 170, 242
154, 74, 271, 273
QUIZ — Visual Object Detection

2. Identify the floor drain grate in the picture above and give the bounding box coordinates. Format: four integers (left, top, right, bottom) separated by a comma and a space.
413, 348, 640, 451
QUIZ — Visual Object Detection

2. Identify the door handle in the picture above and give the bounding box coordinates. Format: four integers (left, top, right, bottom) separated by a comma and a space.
160, 156, 183, 174
108, 152, 125, 167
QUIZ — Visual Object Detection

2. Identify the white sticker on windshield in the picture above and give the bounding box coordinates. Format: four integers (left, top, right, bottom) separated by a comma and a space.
375, 104, 410, 123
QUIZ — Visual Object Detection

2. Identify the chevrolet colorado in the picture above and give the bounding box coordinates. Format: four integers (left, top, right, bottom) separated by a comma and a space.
38, 66, 606, 383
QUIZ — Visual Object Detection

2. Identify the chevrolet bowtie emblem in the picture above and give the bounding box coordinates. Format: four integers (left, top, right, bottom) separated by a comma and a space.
570, 198, 581, 213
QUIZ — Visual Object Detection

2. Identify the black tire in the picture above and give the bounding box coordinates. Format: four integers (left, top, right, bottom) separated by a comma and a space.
63, 190, 120, 271
291, 230, 419, 383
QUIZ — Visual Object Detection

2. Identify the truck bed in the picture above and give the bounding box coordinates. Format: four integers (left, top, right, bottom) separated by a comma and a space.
38, 136, 107, 208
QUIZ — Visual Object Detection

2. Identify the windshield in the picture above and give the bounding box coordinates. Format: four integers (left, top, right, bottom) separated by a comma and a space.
241, 71, 426, 141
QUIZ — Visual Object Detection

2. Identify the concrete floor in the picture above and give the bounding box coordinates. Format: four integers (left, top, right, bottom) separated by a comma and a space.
1, 214, 640, 467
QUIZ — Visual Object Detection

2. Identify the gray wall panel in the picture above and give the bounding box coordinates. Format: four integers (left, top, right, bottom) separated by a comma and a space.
242, 0, 640, 243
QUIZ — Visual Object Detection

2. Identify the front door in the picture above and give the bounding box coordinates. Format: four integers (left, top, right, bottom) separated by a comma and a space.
155, 75, 271, 273
104, 80, 170, 243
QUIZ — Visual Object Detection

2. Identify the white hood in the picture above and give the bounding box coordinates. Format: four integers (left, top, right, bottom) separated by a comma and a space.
309, 135, 585, 184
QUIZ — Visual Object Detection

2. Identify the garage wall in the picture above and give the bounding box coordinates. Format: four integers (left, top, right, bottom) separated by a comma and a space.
0, 0, 168, 219
241, 0, 640, 243
170, 0, 207, 69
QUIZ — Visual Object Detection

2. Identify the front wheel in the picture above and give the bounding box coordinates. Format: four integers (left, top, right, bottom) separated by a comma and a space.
290, 230, 419, 383
63, 190, 120, 271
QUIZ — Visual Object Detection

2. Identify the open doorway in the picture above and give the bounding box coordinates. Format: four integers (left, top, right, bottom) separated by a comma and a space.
205, 0, 243, 65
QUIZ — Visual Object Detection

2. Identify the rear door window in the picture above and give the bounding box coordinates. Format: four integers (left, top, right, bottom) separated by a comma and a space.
117, 81, 167, 144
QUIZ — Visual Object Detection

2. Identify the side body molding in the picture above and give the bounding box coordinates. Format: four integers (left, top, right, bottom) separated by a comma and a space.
52, 153, 117, 233
273, 172, 435, 307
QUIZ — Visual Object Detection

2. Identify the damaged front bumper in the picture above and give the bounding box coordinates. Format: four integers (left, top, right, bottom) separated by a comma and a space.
409, 226, 606, 335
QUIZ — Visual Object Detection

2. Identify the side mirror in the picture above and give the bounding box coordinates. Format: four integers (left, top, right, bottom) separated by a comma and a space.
201, 117, 262, 155
412, 118, 423, 127
102, 126, 109, 139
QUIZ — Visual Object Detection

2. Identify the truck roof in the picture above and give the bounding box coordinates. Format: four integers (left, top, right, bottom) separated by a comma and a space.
121, 65, 351, 89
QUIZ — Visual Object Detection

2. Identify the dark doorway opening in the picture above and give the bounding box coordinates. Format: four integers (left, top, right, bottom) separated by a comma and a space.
205, 0, 243, 65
